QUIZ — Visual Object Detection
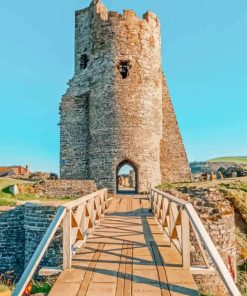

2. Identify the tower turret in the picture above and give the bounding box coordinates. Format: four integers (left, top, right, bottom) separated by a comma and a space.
60, 0, 191, 192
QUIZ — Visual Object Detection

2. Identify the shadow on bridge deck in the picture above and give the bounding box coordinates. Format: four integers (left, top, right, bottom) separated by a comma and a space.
49, 196, 199, 296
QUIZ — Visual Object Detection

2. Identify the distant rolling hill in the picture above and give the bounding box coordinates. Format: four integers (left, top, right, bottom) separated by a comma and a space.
208, 156, 247, 164
190, 156, 247, 174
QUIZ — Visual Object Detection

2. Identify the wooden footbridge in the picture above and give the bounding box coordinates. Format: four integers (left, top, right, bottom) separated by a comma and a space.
13, 188, 241, 296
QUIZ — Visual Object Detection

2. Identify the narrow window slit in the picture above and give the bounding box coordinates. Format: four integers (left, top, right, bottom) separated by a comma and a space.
119, 60, 131, 79
80, 54, 89, 69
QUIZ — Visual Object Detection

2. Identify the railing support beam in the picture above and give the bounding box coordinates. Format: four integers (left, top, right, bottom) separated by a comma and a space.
181, 208, 190, 269
63, 209, 72, 269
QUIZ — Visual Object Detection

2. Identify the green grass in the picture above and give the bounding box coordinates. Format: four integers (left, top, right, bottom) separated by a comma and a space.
31, 282, 52, 294
208, 156, 247, 164
0, 178, 35, 206
0, 178, 72, 206
217, 180, 247, 224
219, 182, 247, 192
156, 182, 193, 191
218, 187, 247, 224
0, 178, 32, 190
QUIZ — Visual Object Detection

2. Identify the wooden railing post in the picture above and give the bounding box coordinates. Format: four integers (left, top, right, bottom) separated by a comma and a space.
63, 209, 72, 269
150, 189, 154, 211
89, 199, 95, 228
104, 190, 108, 211
100, 192, 103, 215
147, 181, 151, 201
181, 208, 190, 269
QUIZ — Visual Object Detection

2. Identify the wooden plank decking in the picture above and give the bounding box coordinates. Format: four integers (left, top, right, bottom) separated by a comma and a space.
49, 196, 199, 296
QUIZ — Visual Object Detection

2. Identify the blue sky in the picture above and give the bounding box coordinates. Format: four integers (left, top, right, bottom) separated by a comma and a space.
119, 165, 133, 176
0, 0, 246, 173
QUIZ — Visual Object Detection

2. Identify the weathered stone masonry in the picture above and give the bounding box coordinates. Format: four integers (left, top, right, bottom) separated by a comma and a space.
0, 206, 24, 276
0, 204, 62, 278
60, 0, 191, 192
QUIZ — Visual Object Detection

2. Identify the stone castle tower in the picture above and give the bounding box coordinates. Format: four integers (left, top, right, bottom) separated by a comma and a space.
60, 0, 191, 192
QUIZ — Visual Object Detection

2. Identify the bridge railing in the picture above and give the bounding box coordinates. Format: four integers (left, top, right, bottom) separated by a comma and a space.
12, 188, 108, 296
149, 186, 241, 296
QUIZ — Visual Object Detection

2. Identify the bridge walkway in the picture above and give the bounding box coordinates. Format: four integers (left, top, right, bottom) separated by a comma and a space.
49, 195, 199, 296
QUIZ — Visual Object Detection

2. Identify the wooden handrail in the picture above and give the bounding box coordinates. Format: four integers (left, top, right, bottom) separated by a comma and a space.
152, 188, 188, 206
62, 188, 108, 268
12, 206, 66, 296
185, 203, 241, 296
12, 189, 108, 296
149, 187, 241, 296
64, 188, 107, 210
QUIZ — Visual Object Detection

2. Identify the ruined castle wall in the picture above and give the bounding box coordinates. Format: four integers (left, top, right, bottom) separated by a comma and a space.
60, 3, 162, 191
112, 10, 163, 191
60, 95, 89, 179
33, 180, 97, 198
60, 8, 92, 180
0, 204, 62, 279
24, 204, 62, 269
0, 206, 25, 276
60, 1, 191, 192
61, 3, 164, 192
60, 4, 118, 189
160, 76, 191, 183
87, 7, 120, 190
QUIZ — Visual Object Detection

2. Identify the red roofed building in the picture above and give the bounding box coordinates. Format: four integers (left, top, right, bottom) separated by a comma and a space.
0, 165, 29, 178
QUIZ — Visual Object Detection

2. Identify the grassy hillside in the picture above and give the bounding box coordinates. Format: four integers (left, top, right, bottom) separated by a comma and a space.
0, 178, 69, 206
208, 156, 247, 164
0, 178, 35, 206
219, 181, 247, 223
0, 178, 32, 189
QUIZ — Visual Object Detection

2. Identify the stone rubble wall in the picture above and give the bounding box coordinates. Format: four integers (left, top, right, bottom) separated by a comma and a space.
0, 206, 25, 276
17, 179, 97, 199
163, 187, 236, 296
0, 204, 62, 279
24, 204, 62, 269
0, 180, 97, 278
33, 180, 97, 198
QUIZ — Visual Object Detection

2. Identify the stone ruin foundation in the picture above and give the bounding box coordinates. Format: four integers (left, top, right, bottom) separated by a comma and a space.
163, 187, 237, 296
0, 204, 62, 279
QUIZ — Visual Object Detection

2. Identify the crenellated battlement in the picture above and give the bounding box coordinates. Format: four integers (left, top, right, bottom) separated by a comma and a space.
75, 0, 159, 29
93, 0, 108, 21
143, 10, 159, 27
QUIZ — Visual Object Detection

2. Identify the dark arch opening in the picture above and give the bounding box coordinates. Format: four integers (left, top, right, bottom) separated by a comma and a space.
116, 160, 138, 194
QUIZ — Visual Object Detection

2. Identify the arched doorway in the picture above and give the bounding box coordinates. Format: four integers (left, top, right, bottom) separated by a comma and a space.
116, 160, 138, 194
